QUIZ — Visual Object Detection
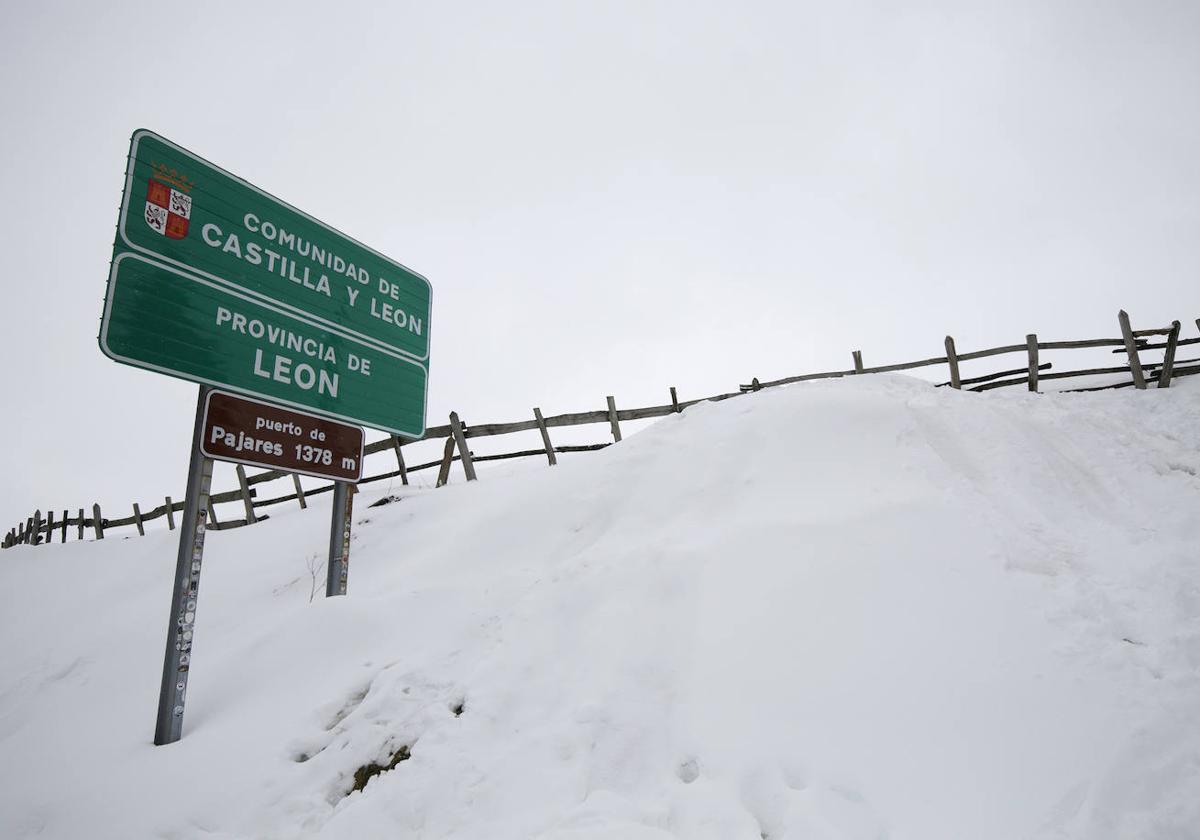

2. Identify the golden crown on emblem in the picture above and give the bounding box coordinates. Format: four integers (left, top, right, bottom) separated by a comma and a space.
150, 160, 195, 193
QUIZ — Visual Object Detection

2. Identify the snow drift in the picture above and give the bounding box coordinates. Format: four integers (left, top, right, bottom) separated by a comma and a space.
1, 375, 1199, 840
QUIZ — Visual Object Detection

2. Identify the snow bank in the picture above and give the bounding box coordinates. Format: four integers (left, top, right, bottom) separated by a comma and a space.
1, 375, 1198, 840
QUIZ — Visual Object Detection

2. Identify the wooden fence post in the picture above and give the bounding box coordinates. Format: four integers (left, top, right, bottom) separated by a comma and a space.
45, 510, 55, 545
533, 407, 557, 466
435, 437, 456, 488
17, 522, 26, 544
390, 437, 409, 486
31, 510, 43, 546
1026, 334, 1039, 392
1117, 310, 1147, 390
236, 465, 257, 524
606, 396, 623, 442
1158, 320, 1181, 389
60, 509, 67, 543
448, 412, 477, 481
164, 497, 176, 530
291, 475, 308, 509
944, 337, 961, 390
77, 508, 84, 541
207, 497, 220, 529
92, 503, 104, 540
852, 351, 864, 374
132, 503, 145, 536
669, 387, 681, 413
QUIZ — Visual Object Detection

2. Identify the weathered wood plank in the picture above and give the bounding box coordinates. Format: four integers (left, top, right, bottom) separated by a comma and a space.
131, 503, 145, 536
207, 514, 267, 531
448, 412, 477, 481
435, 437, 456, 488
607, 396, 622, 442
391, 437, 409, 485
852, 351, 863, 373
462, 418, 540, 437
1113, 335, 1200, 352
973, 364, 1138, 391
1038, 338, 1126, 351
862, 356, 946, 374
954, 343, 1028, 362
165, 496, 176, 530
236, 465, 257, 524
945, 362, 1051, 388
60, 509, 68, 543
533, 407, 557, 466
244, 467, 289, 486
944, 337, 961, 390
758, 369, 850, 388
77, 508, 85, 541
540, 409, 613, 428
1026, 334, 1039, 392
1158, 321, 1181, 389
209, 486, 257, 505
32, 510, 43, 546
617, 405, 684, 422
670, 387, 681, 413
44, 510, 55, 545
1118, 309, 1147, 390
1056, 363, 1200, 393
92, 503, 104, 540
292, 474, 307, 509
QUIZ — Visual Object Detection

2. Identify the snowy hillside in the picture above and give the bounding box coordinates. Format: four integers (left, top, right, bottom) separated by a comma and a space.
1, 375, 1199, 840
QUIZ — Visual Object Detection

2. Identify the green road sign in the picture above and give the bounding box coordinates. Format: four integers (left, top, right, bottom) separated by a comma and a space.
100, 129, 430, 437
103, 254, 427, 437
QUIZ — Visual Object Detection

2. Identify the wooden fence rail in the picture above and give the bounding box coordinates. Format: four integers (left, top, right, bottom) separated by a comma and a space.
5, 309, 1198, 549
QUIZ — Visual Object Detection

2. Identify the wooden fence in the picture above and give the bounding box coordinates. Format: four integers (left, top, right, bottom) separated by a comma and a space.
6, 310, 1199, 549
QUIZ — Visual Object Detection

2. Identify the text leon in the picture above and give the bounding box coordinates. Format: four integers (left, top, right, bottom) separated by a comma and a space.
215, 306, 373, 399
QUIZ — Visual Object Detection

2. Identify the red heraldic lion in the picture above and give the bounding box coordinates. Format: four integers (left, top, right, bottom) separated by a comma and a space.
144, 176, 192, 240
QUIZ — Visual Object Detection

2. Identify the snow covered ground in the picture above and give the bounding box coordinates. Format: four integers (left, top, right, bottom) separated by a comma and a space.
1, 375, 1198, 840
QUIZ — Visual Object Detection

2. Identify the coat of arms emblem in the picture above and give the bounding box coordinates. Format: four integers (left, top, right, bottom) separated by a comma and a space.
144, 162, 194, 240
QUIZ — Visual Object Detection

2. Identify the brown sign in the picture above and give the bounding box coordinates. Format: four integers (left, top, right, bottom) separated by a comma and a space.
201, 391, 364, 481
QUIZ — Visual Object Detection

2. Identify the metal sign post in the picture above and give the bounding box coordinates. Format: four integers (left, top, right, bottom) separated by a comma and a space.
326, 482, 354, 597
154, 385, 214, 746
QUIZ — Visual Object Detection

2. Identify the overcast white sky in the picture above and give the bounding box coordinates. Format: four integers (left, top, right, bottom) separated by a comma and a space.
1, 0, 1198, 525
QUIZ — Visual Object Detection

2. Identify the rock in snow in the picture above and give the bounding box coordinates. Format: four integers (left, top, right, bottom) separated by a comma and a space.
1, 375, 1198, 839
